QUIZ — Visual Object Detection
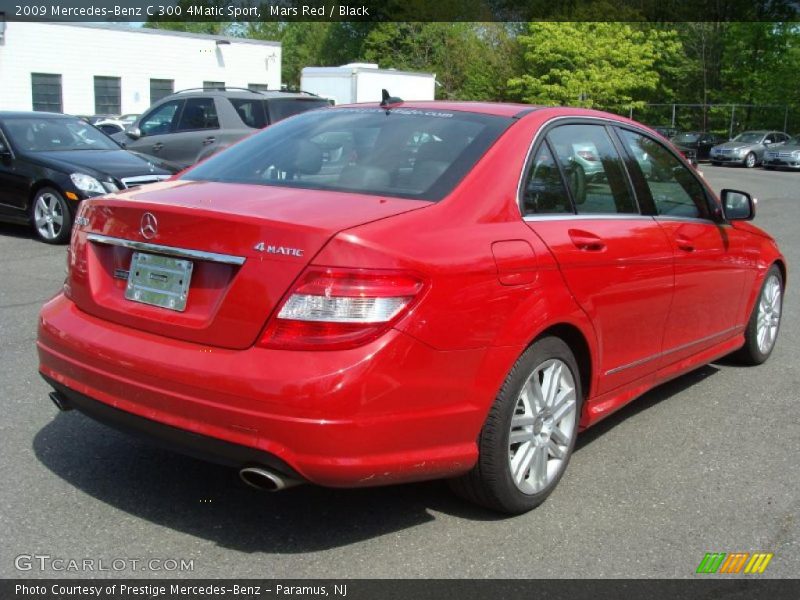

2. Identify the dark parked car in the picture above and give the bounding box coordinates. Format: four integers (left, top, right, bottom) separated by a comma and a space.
651, 125, 680, 139
670, 131, 727, 161
710, 130, 791, 168
0, 112, 176, 243
113, 88, 331, 169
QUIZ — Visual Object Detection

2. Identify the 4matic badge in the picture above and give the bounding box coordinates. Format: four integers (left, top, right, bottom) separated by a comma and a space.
253, 242, 304, 257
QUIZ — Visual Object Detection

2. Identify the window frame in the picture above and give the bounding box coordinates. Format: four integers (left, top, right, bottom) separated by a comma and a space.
31, 73, 63, 113
517, 117, 644, 219
611, 124, 722, 223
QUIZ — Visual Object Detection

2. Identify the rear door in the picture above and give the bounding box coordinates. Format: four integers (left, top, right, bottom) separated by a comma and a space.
165, 97, 222, 167
616, 127, 750, 366
522, 122, 674, 394
0, 123, 31, 214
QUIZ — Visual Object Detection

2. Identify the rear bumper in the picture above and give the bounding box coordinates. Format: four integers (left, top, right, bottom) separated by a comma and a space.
38, 294, 509, 487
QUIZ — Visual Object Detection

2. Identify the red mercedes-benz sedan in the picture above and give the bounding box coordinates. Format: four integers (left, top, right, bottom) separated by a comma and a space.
37, 102, 786, 513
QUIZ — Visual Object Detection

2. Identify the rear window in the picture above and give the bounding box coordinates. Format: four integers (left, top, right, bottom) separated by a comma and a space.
183, 108, 513, 201
229, 98, 268, 129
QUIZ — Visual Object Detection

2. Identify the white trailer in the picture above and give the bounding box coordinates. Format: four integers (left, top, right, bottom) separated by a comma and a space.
300, 63, 436, 105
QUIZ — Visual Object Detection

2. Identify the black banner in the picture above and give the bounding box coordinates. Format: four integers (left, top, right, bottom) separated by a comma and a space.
1, 0, 799, 22
4, 579, 800, 600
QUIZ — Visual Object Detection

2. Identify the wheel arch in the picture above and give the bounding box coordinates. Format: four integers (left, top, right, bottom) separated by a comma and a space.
531, 322, 593, 406
28, 179, 68, 213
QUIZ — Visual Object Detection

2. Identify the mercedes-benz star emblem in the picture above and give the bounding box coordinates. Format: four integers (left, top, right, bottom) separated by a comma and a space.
140, 212, 158, 239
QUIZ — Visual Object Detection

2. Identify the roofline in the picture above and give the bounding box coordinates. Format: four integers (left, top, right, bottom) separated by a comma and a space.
301, 66, 436, 80
33, 23, 280, 47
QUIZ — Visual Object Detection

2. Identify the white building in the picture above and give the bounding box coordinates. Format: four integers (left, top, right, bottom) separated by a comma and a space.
0, 22, 281, 116
301, 63, 436, 106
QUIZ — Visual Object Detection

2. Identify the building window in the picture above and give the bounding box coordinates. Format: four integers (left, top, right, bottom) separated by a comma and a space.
248, 83, 270, 92
94, 76, 121, 115
150, 79, 174, 104
203, 81, 225, 91
31, 73, 63, 113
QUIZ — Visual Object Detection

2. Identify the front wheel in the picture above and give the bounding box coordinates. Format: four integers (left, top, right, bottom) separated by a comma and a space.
744, 152, 757, 168
449, 337, 582, 514
30, 187, 73, 244
734, 265, 783, 365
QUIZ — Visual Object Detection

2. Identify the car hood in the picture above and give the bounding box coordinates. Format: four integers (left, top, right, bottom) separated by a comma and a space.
25, 149, 176, 179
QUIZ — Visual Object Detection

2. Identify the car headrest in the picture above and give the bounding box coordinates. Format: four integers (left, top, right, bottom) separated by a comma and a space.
274, 139, 323, 175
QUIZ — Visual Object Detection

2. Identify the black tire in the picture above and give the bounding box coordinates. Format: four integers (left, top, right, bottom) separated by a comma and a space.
744, 152, 757, 168
570, 163, 587, 205
449, 336, 582, 514
29, 187, 73, 244
733, 265, 783, 365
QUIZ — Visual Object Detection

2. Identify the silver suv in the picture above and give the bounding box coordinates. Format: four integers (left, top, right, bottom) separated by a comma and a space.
113, 88, 331, 169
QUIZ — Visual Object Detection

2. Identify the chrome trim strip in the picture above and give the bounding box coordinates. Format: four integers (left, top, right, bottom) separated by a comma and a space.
523, 214, 655, 222
604, 325, 742, 376
87, 234, 246, 266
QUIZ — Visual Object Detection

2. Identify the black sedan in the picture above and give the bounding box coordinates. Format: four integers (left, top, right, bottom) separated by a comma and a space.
671, 131, 727, 161
0, 112, 176, 243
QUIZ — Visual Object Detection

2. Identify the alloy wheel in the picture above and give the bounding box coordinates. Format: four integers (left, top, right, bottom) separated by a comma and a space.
756, 274, 782, 354
34, 192, 65, 241
508, 359, 578, 494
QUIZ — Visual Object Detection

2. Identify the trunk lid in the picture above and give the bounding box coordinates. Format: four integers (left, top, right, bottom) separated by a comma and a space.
68, 180, 429, 349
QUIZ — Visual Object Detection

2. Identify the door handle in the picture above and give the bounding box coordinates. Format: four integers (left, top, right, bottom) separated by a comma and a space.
202, 137, 216, 146
676, 235, 695, 253
152, 143, 164, 152
568, 229, 606, 252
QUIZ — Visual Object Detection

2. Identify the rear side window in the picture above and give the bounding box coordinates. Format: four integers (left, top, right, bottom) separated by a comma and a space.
618, 129, 710, 219
546, 124, 638, 215
266, 98, 330, 123
183, 108, 513, 201
522, 143, 572, 215
229, 98, 267, 129
140, 100, 182, 136
176, 98, 219, 131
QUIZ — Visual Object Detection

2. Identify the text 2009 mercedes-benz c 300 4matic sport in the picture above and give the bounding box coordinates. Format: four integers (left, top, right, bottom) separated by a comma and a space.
37, 101, 786, 514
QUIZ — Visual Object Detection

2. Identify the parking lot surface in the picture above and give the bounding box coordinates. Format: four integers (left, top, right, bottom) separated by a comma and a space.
1, 165, 798, 578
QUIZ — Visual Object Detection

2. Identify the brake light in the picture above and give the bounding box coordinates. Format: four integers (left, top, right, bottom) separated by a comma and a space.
259, 268, 426, 350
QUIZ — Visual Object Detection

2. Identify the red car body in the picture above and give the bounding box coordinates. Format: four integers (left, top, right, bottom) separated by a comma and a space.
37, 104, 785, 499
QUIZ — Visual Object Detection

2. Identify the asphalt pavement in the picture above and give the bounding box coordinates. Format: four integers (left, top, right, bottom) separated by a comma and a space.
1, 164, 798, 579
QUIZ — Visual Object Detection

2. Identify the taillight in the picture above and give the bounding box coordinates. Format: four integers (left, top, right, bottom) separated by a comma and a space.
259, 268, 426, 350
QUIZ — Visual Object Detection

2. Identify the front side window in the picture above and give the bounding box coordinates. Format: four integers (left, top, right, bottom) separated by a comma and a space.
546, 124, 638, 215
522, 143, 572, 215
140, 100, 182, 136
183, 108, 512, 201
176, 98, 219, 131
618, 129, 710, 219
94, 76, 121, 115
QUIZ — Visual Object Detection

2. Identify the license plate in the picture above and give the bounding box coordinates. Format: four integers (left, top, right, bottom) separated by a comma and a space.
125, 252, 193, 312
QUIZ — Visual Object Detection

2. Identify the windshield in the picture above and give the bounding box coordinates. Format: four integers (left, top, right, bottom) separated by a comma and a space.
183, 108, 513, 201
4, 117, 120, 152
673, 133, 700, 143
732, 132, 765, 144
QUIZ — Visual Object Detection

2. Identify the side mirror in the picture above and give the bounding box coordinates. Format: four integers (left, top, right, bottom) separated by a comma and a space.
125, 127, 142, 140
763, 140, 771, 145
722, 189, 756, 221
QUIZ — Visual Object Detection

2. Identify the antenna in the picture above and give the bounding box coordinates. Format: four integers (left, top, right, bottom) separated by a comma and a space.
380, 89, 403, 107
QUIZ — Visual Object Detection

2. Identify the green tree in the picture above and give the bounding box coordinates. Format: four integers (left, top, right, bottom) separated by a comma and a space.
508, 22, 676, 109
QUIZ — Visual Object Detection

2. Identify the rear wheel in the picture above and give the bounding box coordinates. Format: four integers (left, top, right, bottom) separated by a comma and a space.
449, 337, 582, 514
734, 265, 783, 365
30, 187, 72, 244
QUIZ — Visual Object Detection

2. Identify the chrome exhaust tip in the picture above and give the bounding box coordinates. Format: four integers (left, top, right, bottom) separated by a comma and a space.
49, 391, 72, 412
239, 467, 301, 492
